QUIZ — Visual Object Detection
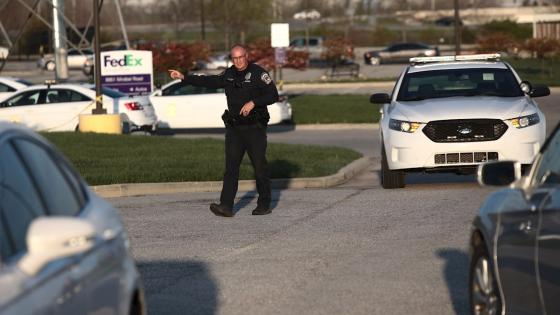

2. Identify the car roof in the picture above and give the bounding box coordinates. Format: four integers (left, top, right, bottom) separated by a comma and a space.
408, 61, 508, 73
0, 121, 46, 142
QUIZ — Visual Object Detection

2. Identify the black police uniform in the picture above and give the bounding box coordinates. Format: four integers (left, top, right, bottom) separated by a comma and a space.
181, 63, 279, 213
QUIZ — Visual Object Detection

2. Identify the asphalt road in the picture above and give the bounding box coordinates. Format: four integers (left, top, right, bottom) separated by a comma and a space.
110, 91, 560, 314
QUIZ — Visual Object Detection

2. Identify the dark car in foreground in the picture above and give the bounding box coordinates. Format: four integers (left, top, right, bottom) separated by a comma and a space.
0, 122, 145, 314
363, 42, 439, 65
469, 122, 560, 315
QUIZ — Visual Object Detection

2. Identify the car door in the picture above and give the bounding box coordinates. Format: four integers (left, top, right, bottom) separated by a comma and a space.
0, 89, 43, 128
12, 138, 123, 314
534, 128, 560, 314
35, 89, 92, 131
151, 82, 226, 128
0, 139, 81, 315
495, 188, 544, 313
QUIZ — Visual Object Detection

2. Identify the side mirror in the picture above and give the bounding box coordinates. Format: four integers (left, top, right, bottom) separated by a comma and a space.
530, 84, 550, 98
520, 80, 532, 94
477, 161, 522, 187
370, 93, 391, 104
18, 217, 96, 276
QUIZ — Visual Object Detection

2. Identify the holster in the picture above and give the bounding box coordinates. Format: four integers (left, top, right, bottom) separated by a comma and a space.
222, 109, 270, 129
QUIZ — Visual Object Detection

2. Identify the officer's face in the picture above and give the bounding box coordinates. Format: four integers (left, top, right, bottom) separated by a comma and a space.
231, 47, 249, 71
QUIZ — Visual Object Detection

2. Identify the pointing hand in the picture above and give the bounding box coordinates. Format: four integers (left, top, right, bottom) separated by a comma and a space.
168, 69, 184, 80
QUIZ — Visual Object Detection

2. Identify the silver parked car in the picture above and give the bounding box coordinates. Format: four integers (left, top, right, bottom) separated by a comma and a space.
0, 122, 145, 314
364, 42, 439, 65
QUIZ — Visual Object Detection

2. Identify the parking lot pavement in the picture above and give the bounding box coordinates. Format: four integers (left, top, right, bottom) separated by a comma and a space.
113, 182, 488, 314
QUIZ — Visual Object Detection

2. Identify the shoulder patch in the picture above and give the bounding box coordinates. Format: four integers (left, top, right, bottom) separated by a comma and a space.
261, 72, 272, 85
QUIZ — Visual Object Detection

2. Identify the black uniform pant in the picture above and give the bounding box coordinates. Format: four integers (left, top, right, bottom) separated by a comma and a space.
220, 125, 271, 209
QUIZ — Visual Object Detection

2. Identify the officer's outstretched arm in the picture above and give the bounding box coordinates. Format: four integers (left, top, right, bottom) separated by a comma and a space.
253, 71, 279, 107
181, 73, 225, 89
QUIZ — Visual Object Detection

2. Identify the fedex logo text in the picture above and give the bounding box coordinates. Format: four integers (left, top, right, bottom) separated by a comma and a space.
103, 54, 143, 67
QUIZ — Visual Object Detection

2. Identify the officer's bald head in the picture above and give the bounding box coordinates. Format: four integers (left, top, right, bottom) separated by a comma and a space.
230, 44, 249, 71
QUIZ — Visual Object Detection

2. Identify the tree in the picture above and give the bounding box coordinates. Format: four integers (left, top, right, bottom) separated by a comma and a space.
207, 0, 272, 50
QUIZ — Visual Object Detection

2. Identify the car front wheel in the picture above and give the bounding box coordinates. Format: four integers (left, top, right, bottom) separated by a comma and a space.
381, 144, 405, 189
469, 243, 502, 315
45, 60, 56, 71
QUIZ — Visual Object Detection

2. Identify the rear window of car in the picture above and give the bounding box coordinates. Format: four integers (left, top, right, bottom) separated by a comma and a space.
397, 68, 523, 101
15, 79, 33, 86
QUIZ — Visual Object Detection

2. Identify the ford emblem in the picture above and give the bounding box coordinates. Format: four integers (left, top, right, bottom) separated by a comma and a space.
458, 127, 472, 135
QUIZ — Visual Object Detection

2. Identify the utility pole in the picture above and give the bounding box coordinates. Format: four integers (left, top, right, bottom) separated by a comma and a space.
454, 0, 461, 55
53, 0, 69, 81
93, 0, 106, 114
200, 0, 205, 40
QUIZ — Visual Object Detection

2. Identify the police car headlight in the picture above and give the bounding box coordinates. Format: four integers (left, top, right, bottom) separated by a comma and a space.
389, 119, 421, 133
509, 113, 540, 129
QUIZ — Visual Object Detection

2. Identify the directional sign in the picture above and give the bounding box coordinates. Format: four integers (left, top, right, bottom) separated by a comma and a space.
100, 50, 153, 95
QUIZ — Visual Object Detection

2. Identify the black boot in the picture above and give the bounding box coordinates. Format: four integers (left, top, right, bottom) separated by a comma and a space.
210, 203, 234, 217
252, 205, 272, 215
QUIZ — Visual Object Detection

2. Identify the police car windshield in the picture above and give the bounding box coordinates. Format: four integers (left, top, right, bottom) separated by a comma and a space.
397, 68, 523, 102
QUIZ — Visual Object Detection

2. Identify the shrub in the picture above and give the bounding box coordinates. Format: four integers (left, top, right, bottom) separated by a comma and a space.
524, 38, 560, 58
138, 41, 211, 73
247, 38, 309, 70
322, 37, 354, 65
476, 32, 519, 54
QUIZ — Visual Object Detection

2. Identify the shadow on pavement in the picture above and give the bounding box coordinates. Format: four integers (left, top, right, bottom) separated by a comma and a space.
233, 159, 300, 213
436, 248, 470, 315
375, 170, 477, 186
137, 260, 218, 315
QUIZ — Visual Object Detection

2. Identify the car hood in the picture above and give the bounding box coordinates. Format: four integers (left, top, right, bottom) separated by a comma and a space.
390, 96, 532, 122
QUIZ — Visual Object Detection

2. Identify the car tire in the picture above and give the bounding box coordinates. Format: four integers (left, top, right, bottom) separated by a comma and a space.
469, 242, 502, 315
381, 144, 405, 189
45, 60, 55, 71
370, 56, 381, 66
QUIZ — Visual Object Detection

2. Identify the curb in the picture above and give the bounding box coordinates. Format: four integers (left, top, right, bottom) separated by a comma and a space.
269, 123, 379, 131
92, 156, 373, 198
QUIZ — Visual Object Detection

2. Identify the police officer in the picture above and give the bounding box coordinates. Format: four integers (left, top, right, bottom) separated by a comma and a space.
168, 44, 279, 217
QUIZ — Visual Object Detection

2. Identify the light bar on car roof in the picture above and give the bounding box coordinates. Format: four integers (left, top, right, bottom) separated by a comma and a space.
410, 53, 501, 65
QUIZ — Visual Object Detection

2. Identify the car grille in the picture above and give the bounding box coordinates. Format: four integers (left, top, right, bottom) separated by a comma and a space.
422, 119, 508, 142
434, 152, 499, 165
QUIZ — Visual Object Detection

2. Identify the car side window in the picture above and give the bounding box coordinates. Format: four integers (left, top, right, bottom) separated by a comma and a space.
2, 90, 41, 107
533, 130, 560, 186
45, 89, 88, 103
0, 83, 15, 93
13, 140, 82, 216
0, 142, 47, 256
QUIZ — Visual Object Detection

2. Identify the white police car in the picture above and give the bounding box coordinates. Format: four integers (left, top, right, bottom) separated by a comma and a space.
371, 54, 549, 189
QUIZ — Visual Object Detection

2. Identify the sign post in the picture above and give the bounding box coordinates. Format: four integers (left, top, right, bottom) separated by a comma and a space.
271, 23, 289, 90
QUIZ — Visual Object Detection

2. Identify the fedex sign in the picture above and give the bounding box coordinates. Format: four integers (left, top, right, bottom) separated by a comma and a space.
103, 54, 143, 67
100, 50, 153, 95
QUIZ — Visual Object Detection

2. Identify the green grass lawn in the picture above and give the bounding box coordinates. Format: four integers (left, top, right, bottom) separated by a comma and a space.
42, 133, 362, 186
506, 58, 560, 87
289, 94, 381, 124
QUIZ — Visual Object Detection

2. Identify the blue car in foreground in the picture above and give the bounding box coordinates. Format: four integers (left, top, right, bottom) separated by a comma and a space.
470, 122, 560, 315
